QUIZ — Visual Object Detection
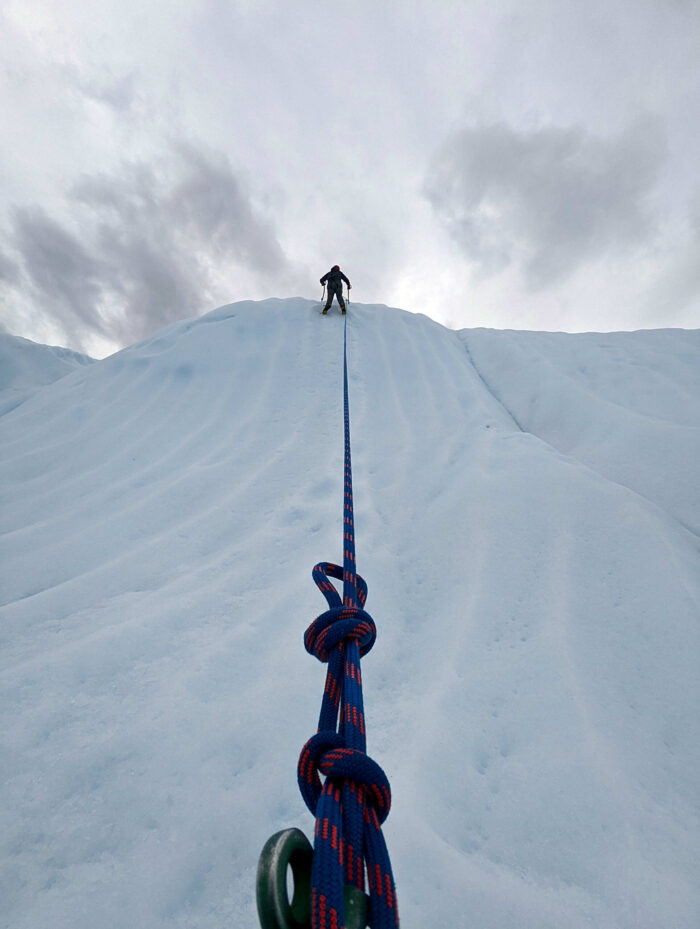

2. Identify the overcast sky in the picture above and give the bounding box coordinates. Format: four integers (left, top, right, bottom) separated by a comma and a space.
1, 0, 699, 357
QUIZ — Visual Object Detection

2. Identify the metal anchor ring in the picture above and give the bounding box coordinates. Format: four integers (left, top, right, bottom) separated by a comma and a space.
256, 828, 368, 929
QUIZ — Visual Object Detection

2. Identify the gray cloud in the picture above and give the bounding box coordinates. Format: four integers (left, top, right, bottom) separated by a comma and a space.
12, 207, 107, 331
425, 119, 667, 288
0, 247, 20, 285
1, 144, 291, 351
164, 143, 286, 275
644, 194, 700, 324
60, 63, 139, 112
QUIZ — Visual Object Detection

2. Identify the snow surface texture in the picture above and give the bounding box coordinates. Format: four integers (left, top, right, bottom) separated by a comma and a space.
1, 299, 699, 929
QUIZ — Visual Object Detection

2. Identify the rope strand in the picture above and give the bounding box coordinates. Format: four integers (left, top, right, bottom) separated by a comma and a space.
298, 316, 399, 928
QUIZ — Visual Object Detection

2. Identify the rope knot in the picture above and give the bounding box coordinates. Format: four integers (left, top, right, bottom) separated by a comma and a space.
304, 606, 376, 663
298, 732, 392, 824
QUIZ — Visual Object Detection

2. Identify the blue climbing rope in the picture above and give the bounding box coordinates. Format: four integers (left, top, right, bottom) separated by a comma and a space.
298, 316, 399, 929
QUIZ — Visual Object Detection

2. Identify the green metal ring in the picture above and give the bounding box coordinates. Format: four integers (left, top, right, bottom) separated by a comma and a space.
256, 828, 313, 929
256, 827, 369, 929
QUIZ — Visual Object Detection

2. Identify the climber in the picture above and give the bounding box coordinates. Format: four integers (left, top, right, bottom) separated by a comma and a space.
320, 265, 351, 314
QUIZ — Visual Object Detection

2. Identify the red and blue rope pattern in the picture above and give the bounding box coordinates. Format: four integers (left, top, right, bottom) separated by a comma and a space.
298, 318, 399, 929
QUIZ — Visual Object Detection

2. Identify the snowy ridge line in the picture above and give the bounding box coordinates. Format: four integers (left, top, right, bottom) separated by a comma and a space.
458, 332, 526, 434
0, 333, 95, 420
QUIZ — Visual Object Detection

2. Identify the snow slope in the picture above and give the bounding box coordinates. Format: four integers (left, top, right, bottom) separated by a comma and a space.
1, 299, 699, 929
0, 333, 94, 417
460, 327, 700, 535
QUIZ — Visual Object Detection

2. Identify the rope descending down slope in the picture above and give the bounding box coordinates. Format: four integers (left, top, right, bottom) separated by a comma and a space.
298, 316, 399, 929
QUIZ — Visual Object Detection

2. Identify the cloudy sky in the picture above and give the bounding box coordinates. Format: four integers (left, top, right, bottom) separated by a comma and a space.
1, 0, 699, 357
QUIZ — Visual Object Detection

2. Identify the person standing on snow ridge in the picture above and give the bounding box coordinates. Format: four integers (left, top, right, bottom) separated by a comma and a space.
320, 265, 351, 314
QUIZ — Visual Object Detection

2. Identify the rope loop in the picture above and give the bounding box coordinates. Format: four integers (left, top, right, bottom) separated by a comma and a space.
297, 731, 344, 813
312, 562, 368, 610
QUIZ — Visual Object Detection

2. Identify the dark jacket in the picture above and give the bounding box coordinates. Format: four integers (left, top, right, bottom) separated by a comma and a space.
320, 268, 350, 289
